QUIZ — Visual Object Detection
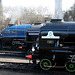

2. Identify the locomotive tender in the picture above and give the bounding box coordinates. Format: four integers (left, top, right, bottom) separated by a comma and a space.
26, 19, 75, 72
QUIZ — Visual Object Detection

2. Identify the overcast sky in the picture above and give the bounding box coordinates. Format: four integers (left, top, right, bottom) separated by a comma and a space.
2, 0, 75, 11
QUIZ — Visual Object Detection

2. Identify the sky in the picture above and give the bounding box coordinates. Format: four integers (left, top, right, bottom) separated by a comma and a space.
2, 0, 75, 11
1, 0, 75, 20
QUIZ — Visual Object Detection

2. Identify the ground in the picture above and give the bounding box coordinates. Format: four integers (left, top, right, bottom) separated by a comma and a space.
0, 69, 75, 75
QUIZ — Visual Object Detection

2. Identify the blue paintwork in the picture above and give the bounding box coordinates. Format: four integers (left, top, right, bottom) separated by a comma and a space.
2, 25, 31, 38
52, 50, 72, 53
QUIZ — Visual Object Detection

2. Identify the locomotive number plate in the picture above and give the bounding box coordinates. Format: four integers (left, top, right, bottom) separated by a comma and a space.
47, 40, 54, 44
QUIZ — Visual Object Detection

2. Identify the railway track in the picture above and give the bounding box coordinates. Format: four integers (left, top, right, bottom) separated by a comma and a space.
0, 61, 74, 75
0, 56, 74, 75
0, 48, 26, 57
0, 61, 34, 70
0, 48, 37, 71
0, 48, 74, 74
0, 55, 39, 72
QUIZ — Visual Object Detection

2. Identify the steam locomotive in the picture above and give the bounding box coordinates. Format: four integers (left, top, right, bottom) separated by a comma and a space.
26, 19, 75, 72
0, 19, 75, 72
0, 23, 43, 54
0, 24, 31, 53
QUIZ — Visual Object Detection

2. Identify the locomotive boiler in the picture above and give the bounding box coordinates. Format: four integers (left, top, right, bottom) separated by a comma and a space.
26, 19, 75, 72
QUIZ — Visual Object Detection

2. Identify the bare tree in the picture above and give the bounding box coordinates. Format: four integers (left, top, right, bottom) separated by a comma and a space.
0, 4, 3, 25
63, 4, 75, 21
3, 7, 21, 24
3, 6, 51, 25
20, 7, 50, 24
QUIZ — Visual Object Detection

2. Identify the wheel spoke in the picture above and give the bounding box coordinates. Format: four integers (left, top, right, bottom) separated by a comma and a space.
27, 49, 31, 55
65, 61, 75, 72
40, 59, 52, 70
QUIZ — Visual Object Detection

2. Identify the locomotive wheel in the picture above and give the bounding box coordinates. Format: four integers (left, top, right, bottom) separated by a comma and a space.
40, 59, 52, 70
65, 61, 75, 72
27, 49, 31, 55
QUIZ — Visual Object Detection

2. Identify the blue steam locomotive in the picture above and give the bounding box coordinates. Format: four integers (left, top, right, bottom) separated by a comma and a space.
0, 24, 31, 52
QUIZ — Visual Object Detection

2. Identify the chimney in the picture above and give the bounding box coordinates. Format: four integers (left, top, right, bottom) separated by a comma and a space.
17, 18, 20, 25
55, 0, 63, 19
